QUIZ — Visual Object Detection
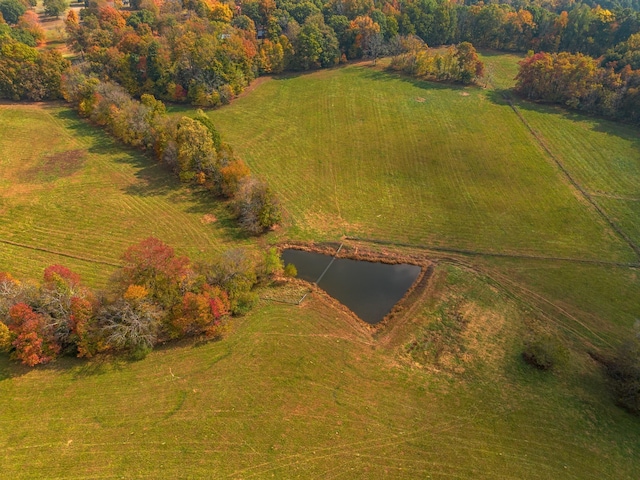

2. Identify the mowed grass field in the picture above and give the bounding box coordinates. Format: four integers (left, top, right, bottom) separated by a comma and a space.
1, 51, 640, 478
206, 56, 638, 264
2, 266, 640, 479
0, 103, 245, 287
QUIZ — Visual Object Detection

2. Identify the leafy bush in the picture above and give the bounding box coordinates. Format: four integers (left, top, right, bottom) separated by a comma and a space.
522, 334, 566, 371
606, 337, 640, 415
284, 263, 297, 278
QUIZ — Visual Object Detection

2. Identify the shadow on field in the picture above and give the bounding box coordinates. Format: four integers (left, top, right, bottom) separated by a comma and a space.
49, 108, 249, 242
357, 67, 476, 95
488, 92, 640, 153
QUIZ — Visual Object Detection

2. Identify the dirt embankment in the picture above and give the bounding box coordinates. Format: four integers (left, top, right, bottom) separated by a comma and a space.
277, 240, 437, 337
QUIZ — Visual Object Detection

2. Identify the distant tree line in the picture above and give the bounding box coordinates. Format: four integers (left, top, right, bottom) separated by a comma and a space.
61, 71, 281, 234
3, 0, 640, 105
55, 0, 640, 106
0, 238, 286, 365
515, 49, 640, 124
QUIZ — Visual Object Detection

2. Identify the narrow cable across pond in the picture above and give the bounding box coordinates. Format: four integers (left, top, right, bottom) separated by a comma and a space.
314, 243, 343, 285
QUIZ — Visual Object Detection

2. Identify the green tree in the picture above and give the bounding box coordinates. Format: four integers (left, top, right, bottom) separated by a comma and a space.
175, 116, 218, 184
0, 0, 26, 24
43, 0, 68, 18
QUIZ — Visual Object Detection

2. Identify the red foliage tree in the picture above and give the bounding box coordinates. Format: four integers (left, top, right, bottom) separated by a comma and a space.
121, 237, 191, 307
8, 303, 60, 366
43, 264, 81, 287
170, 285, 230, 337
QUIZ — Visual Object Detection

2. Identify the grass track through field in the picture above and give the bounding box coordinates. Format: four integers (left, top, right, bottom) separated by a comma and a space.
0, 237, 121, 266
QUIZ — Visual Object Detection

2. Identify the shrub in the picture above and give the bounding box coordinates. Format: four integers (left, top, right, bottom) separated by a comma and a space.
606, 337, 640, 415
522, 334, 566, 371
284, 263, 297, 278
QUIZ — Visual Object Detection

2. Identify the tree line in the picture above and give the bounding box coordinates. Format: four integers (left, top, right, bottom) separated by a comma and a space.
4, 0, 640, 106
52, 0, 640, 106
515, 48, 640, 124
61, 71, 281, 234
0, 238, 288, 365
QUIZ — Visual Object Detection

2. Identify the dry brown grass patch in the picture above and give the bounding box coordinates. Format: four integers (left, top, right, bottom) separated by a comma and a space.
26, 149, 86, 180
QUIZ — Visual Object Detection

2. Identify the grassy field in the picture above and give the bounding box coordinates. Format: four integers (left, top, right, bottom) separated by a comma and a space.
206, 60, 637, 263
513, 100, 640, 248
0, 103, 246, 287
1, 51, 639, 478
1, 266, 639, 478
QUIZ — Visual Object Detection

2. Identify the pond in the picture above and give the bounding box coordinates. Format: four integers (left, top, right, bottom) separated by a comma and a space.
281, 249, 421, 324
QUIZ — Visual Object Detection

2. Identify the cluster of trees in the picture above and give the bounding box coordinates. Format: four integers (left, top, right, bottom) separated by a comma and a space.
0, 7, 69, 100
61, 72, 281, 233
389, 37, 484, 84
64, 5, 257, 106
0, 0, 67, 24
57, 0, 640, 106
0, 238, 286, 365
515, 50, 640, 124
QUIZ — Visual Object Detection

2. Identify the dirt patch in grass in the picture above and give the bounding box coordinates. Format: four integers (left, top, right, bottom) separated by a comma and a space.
26, 149, 86, 180
201, 214, 217, 224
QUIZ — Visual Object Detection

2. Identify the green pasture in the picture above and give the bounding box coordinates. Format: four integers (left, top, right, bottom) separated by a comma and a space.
206, 62, 637, 263
513, 100, 640, 248
0, 51, 639, 478
1, 266, 639, 478
0, 104, 244, 287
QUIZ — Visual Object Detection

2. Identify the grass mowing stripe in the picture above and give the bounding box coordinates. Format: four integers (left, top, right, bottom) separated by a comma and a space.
0, 104, 250, 286
503, 94, 640, 260
210, 65, 635, 261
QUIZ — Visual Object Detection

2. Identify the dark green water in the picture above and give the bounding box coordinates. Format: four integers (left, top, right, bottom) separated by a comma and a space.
281, 249, 421, 324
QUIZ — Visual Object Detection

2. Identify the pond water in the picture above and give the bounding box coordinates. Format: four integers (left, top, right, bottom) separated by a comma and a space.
281, 249, 421, 324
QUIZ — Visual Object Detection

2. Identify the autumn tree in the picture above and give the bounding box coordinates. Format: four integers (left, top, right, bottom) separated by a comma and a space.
17, 11, 45, 45
170, 285, 230, 338
0, 320, 12, 352
7, 303, 60, 366
454, 41, 483, 84
119, 237, 192, 308
233, 177, 282, 235
220, 158, 251, 197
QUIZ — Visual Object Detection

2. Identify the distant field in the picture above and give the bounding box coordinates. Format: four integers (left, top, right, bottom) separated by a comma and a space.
207, 59, 637, 263
0, 104, 245, 287
1, 266, 639, 478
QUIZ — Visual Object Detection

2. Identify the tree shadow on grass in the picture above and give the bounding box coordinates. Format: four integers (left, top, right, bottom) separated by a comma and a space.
356, 66, 480, 94
48, 107, 252, 243
486, 90, 640, 153
0, 353, 115, 381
